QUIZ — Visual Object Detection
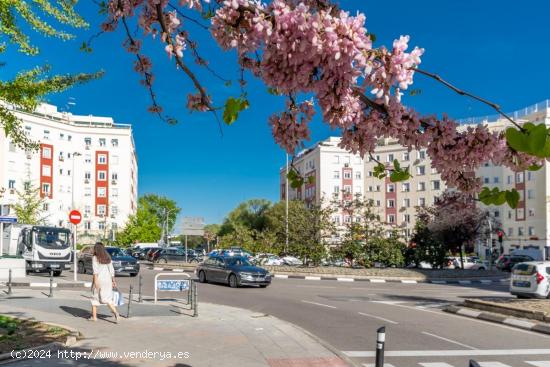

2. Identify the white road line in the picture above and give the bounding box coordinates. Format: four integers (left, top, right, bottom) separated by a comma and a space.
478, 362, 513, 367
421, 331, 476, 350
305, 276, 321, 280
337, 278, 355, 282
274, 274, 288, 279
358, 312, 398, 325
342, 349, 550, 358
401, 280, 418, 284
503, 318, 536, 329
419, 363, 455, 367
370, 279, 386, 283
300, 300, 337, 309
30, 283, 57, 288
371, 301, 406, 305
84, 282, 92, 287
153, 267, 164, 271
526, 362, 550, 367
172, 269, 184, 272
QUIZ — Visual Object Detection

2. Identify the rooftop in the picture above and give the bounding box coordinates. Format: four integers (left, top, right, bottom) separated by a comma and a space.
457, 99, 550, 125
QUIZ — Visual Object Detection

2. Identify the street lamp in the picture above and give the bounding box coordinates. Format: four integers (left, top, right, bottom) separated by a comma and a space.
285, 153, 289, 254
162, 208, 178, 247
71, 152, 81, 282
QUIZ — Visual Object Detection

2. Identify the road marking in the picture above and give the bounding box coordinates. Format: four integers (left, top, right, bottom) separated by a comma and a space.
84, 282, 92, 287
342, 349, 550, 358
30, 283, 57, 288
301, 300, 337, 309
358, 312, 398, 325
477, 363, 513, 367
526, 362, 550, 367
371, 301, 405, 305
337, 278, 355, 282
421, 331, 476, 350
274, 274, 288, 279
456, 308, 482, 317
401, 280, 418, 284
305, 276, 321, 280
416, 302, 451, 310
419, 363, 455, 367
172, 269, 184, 272
296, 285, 337, 289
370, 279, 386, 283
503, 318, 536, 329
153, 267, 164, 271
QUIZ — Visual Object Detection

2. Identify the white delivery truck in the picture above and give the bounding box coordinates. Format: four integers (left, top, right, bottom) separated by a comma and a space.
5, 225, 73, 276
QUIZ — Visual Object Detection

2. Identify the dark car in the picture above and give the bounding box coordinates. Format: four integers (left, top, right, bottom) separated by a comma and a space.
196, 256, 271, 288
496, 254, 534, 272
78, 246, 140, 276
156, 247, 201, 263
134, 247, 155, 260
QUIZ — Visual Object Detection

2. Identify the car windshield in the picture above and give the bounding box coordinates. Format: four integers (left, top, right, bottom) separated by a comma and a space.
225, 257, 252, 266
33, 228, 70, 249
106, 248, 125, 257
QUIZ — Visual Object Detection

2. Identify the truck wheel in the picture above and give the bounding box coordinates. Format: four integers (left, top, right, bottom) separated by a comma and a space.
53, 271, 62, 277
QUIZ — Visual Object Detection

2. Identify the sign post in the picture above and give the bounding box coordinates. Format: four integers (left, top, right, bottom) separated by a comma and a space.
181, 217, 205, 262
154, 272, 191, 304
69, 210, 82, 281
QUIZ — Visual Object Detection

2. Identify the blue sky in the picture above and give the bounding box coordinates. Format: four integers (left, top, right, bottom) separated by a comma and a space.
4, 0, 550, 226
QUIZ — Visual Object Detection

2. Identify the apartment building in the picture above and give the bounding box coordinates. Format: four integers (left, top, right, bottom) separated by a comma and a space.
0, 102, 138, 244
280, 100, 550, 260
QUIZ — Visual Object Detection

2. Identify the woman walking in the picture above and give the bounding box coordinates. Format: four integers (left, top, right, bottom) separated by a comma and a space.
90, 242, 120, 323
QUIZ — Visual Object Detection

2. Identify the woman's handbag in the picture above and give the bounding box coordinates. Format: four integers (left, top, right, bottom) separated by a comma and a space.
113, 288, 125, 306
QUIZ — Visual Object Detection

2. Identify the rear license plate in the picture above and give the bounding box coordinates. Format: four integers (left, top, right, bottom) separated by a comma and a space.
125, 266, 134, 270
513, 280, 531, 287
51, 264, 60, 268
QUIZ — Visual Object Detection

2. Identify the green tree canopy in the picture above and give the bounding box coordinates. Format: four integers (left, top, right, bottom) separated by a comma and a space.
138, 194, 181, 233
116, 200, 161, 245
219, 199, 272, 237
12, 179, 46, 225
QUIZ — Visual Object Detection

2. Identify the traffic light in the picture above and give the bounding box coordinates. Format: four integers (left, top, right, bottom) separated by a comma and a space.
497, 230, 504, 244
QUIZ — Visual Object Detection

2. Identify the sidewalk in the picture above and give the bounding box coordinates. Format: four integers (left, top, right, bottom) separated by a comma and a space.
0, 289, 349, 367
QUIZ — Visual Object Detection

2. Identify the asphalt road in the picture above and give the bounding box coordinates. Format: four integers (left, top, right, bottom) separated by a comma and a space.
32, 268, 550, 367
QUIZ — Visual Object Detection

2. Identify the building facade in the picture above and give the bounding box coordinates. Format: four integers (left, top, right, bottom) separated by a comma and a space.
0, 102, 138, 244
281, 100, 550, 261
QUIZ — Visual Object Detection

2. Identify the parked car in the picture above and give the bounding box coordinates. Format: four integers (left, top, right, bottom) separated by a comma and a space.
470, 260, 490, 270
281, 256, 303, 266
255, 253, 284, 266
196, 256, 271, 288
496, 254, 535, 272
156, 247, 200, 263
452, 257, 477, 269
510, 261, 550, 299
134, 247, 155, 260
77, 246, 140, 276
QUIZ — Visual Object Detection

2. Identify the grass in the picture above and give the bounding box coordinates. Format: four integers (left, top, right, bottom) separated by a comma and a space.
0, 315, 70, 353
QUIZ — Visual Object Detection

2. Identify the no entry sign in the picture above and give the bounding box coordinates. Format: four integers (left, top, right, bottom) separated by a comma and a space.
69, 210, 82, 225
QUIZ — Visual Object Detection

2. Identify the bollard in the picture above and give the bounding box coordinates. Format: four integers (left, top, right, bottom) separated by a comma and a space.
375, 326, 385, 367
192, 280, 198, 317
48, 270, 53, 298
187, 280, 192, 306
138, 274, 143, 303
127, 285, 133, 318
7, 269, 12, 296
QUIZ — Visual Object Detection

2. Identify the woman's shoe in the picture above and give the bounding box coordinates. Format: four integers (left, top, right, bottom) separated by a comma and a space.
113, 312, 120, 323
87, 317, 97, 322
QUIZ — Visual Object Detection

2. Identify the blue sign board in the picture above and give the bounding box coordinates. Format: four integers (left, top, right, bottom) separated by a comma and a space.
0, 217, 17, 223
156, 279, 189, 291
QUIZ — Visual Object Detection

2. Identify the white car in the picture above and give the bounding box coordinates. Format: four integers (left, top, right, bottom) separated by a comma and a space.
510, 261, 550, 299
282, 256, 303, 266
260, 254, 284, 266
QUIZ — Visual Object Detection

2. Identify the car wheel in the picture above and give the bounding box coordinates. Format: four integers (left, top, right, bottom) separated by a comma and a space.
78, 261, 86, 274
229, 274, 238, 288
517, 294, 529, 299
53, 271, 62, 277
259, 285, 268, 288
158, 258, 168, 264
130, 273, 138, 277
198, 271, 207, 283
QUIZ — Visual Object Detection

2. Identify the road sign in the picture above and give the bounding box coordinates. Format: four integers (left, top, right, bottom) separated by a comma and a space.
181, 216, 205, 236
0, 217, 17, 223
69, 210, 82, 225
156, 279, 190, 291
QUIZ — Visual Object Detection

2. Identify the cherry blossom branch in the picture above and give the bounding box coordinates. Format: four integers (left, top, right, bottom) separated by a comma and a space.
167, 3, 210, 30
187, 37, 232, 83
412, 68, 524, 131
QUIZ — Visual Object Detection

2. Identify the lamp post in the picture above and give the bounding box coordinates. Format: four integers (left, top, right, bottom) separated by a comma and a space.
285, 153, 289, 254
162, 208, 177, 247
71, 152, 81, 281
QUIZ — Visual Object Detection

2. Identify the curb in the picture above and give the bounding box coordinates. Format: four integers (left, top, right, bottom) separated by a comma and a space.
0, 319, 81, 364
444, 305, 550, 335
147, 267, 509, 284
0, 282, 92, 289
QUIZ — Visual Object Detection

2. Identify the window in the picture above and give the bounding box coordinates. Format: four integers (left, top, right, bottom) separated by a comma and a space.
343, 185, 352, 194
59, 133, 64, 140
403, 214, 410, 223
528, 171, 534, 181
111, 173, 118, 181
332, 171, 340, 179
67, 170, 71, 176
516, 172, 524, 183
8, 180, 15, 189
98, 154, 107, 164
84, 205, 91, 215
333, 155, 339, 164
68, 135, 72, 142
418, 150, 426, 159
42, 165, 51, 177
98, 171, 107, 181
84, 172, 91, 180
387, 154, 394, 163
431, 167, 438, 174
43, 130, 50, 140
507, 175, 512, 185
494, 210, 500, 218
84, 154, 91, 164
518, 227, 524, 236
403, 198, 410, 207
402, 152, 409, 161
517, 208, 525, 220
387, 214, 395, 224
483, 177, 490, 184
41, 183, 50, 195
344, 216, 352, 223
85, 137, 91, 146
59, 185, 64, 193
8, 142, 16, 152
111, 155, 119, 165
42, 147, 51, 159
84, 221, 91, 230
99, 138, 106, 147
368, 171, 373, 177
97, 205, 106, 216
417, 182, 426, 191
528, 208, 535, 217
355, 171, 362, 179
508, 211, 512, 219
402, 183, 410, 192
387, 184, 395, 193
354, 186, 362, 194
528, 227, 535, 236
375, 155, 380, 162
111, 206, 118, 216
332, 216, 340, 224
432, 180, 440, 190
344, 170, 352, 179
527, 190, 534, 199
98, 222, 105, 230
387, 199, 395, 208
85, 187, 91, 197
43, 203, 49, 211
376, 200, 381, 207
493, 177, 499, 184
416, 166, 425, 175
111, 139, 119, 147
418, 197, 426, 207
97, 187, 107, 198
508, 228, 513, 236
375, 185, 381, 192
368, 186, 373, 192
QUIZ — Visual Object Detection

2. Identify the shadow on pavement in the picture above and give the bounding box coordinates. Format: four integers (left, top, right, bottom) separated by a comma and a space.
59, 305, 111, 321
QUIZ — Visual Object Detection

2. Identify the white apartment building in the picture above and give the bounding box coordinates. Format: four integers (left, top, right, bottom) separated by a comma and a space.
280, 101, 550, 261
0, 102, 138, 245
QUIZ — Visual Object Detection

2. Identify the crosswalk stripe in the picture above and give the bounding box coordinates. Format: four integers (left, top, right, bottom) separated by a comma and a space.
526, 362, 550, 367
342, 349, 550, 358
477, 362, 513, 367
419, 363, 455, 367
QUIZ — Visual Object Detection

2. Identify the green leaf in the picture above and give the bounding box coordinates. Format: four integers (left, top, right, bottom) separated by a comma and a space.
528, 123, 547, 153
389, 170, 410, 183
223, 97, 249, 125
523, 122, 536, 132
505, 189, 520, 209
493, 191, 507, 206
505, 127, 529, 152
528, 164, 543, 171
267, 87, 281, 95
307, 176, 315, 185
393, 159, 401, 171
